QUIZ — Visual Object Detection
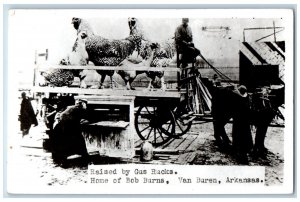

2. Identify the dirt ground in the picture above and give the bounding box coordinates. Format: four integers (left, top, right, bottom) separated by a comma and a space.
189, 122, 284, 186
6, 117, 284, 190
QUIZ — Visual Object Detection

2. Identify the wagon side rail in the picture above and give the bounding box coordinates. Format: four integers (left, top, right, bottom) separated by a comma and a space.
33, 64, 183, 98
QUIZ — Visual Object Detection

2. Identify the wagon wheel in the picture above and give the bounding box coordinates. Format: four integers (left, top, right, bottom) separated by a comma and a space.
135, 105, 175, 147
174, 113, 193, 137
172, 71, 201, 137
172, 103, 193, 137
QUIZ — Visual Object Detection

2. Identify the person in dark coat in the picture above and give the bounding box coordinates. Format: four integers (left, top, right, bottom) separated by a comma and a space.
19, 92, 38, 137
175, 18, 200, 68
51, 99, 89, 164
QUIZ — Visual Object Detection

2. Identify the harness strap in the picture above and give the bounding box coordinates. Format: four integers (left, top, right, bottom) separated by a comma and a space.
198, 53, 235, 86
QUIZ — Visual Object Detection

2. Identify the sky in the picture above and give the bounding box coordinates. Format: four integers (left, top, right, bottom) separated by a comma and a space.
7, 9, 288, 86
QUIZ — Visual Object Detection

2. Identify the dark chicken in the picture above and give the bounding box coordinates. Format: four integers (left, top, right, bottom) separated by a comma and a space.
42, 29, 89, 87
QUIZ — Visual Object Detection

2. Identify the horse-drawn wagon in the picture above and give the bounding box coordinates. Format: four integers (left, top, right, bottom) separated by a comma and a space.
32, 38, 285, 161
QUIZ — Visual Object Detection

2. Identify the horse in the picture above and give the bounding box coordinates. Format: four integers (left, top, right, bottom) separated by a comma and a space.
207, 81, 284, 164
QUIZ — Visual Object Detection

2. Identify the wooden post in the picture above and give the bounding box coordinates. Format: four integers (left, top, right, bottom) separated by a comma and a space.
177, 70, 180, 91
45, 49, 48, 60
34, 50, 37, 65
273, 21, 277, 42
33, 68, 37, 87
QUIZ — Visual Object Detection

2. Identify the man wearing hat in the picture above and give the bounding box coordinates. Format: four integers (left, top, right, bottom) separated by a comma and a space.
175, 18, 200, 68
51, 98, 89, 165
19, 92, 38, 137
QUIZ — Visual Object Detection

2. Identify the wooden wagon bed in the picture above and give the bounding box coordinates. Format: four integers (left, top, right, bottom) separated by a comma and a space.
32, 63, 211, 158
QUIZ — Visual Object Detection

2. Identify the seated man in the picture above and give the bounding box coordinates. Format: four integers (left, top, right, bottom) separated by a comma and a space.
175, 18, 200, 68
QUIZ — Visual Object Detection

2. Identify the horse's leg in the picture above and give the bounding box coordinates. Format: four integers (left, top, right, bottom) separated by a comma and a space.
213, 120, 223, 145
232, 119, 250, 164
213, 120, 231, 148
253, 123, 269, 155
220, 126, 231, 146
253, 109, 274, 157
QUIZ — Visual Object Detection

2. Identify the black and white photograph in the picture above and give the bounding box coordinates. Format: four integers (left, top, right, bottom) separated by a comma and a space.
5, 9, 294, 194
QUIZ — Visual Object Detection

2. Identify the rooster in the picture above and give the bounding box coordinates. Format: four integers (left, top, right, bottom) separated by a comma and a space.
139, 40, 174, 91
58, 31, 89, 88
71, 17, 143, 89
118, 18, 176, 91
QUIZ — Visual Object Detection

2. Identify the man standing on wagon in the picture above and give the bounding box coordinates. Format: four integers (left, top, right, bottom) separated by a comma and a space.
175, 18, 200, 68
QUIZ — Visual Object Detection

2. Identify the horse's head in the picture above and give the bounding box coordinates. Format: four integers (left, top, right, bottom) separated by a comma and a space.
248, 85, 284, 121
268, 85, 285, 109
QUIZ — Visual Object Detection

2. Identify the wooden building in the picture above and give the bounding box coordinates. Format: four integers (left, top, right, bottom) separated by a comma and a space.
239, 41, 285, 90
